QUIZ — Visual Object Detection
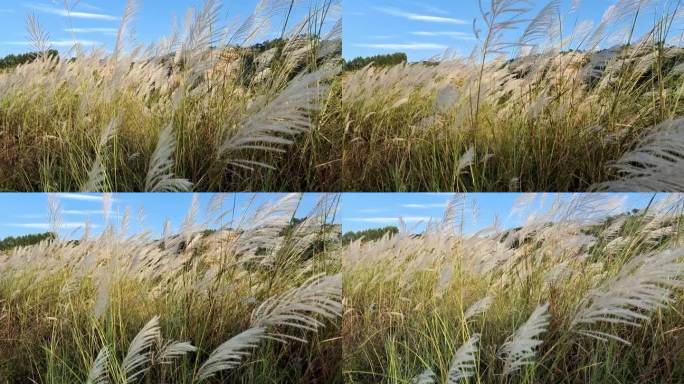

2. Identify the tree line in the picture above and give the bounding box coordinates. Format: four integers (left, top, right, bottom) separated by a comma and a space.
0, 50, 59, 70
0, 232, 56, 252
342, 226, 398, 245
343, 52, 407, 71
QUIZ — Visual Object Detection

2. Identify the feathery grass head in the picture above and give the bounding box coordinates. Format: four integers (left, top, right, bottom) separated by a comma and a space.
196, 327, 267, 380
411, 368, 436, 384
572, 248, 684, 344
464, 296, 494, 321
251, 273, 342, 342
595, 118, 684, 192
86, 346, 111, 384
144, 123, 192, 192
499, 303, 550, 375
447, 333, 480, 383
122, 316, 161, 382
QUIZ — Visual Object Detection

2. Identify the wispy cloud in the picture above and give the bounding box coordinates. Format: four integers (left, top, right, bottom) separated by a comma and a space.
401, 203, 448, 209
354, 43, 448, 50
31, 4, 118, 20
0, 9, 15, 13
54, 193, 109, 202
357, 208, 387, 214
410, 31, 476, 40
62, 209, 106, 216
4, 222, 99, 229
5, 40, 100, 47
65, 27, 117, 34
345, 216, 435, 224
373, 7, 468, 25
15, 211, 118, 219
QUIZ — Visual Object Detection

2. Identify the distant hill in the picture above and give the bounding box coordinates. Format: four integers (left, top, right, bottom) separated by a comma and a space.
0, 232, 55, 252
343, 45, 684, 88
342, 226, 399, 244
0, 50, 58, 71
343, 52, 407, 71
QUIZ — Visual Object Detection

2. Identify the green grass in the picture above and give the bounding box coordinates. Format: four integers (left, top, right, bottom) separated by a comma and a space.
3, 193, 684, 383
0, 193, 342, 383
340, 1, 684, 192
343, 195, 684, 383
2, 1, 683, 192
0, 0, 342, 192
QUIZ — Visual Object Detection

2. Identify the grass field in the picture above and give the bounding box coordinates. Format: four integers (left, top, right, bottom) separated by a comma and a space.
3, 192, 684, 383
0, 193, 342, 383
0, 0, 342, 192
341, 0, 684, 192
2, 1, 683, 192
343, 194, 684, 383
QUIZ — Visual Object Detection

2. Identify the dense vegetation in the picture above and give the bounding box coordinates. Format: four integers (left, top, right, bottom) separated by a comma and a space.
343, 52, 407, 71
340, 0, 684, 191
0, 0, 342, 192
0, 193, 342, 383
0, 231, 55, 251
2, 192, 684, 383
341, 226, 398, 244
4, 0, 683, 192
0, 49, 58, 70
343, 194, 684, 383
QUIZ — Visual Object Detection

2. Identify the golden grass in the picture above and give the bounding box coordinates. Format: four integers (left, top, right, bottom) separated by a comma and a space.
343, 194, 684, 383
0, 193, 342, 383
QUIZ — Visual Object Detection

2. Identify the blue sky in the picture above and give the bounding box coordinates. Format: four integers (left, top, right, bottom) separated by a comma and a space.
339, 193, 656, 233
0, 0, 322, 57
343, 0, 675, 61
0, 193, 660, 239
0, 193, 329, 239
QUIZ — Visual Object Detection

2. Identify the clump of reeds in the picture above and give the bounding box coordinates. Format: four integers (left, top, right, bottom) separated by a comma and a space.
0, 193, 343, 383
0, 0, 342, 192
343, 193, 684, 383
341, 0, 684, 191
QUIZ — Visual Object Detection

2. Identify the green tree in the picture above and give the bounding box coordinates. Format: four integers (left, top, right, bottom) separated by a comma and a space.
343, 52, 407, 71
0, 232, 56, 252
0, 50, 59, 70
342, 226, 399, 245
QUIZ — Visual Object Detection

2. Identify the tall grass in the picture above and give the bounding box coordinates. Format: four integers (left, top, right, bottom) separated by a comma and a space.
0, 193, 342, 383
0, 0, 342, 192
3, 192, 684, 382
343, 193, 684, 383
341, 0, 684, 191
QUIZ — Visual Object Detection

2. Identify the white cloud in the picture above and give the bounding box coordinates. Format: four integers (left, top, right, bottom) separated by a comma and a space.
17, 210, 118, 219
5, 222, 99, 229
65, 27, 117, 34
5, 40, 100, 47
54, 193, 108, 202
354, 43, 448, 50
401, 203, 448, 209
410, 31, 475, 40
31, 5, 118, 20
345, 216, 435, 224
62, 209, 105, 215
373, 7, 468, 25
